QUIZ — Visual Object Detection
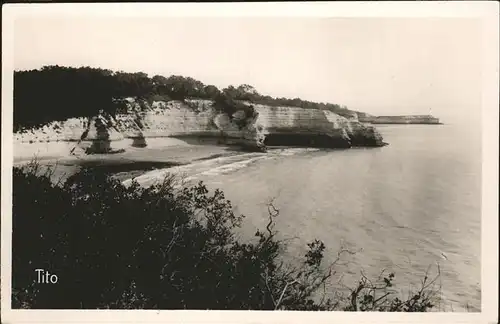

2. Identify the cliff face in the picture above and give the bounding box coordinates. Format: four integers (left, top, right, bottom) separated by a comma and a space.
249, 105, 347, 148
358, 114, 441, 124
13, 98, 387, 160
116, 99, 219, 138
250, 105, 385, 148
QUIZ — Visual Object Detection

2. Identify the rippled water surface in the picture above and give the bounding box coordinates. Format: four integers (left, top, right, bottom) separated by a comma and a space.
135, 124, 482, 311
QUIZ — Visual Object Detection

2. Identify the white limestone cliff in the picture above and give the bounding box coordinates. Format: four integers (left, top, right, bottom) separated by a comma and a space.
13, 98, 387, 161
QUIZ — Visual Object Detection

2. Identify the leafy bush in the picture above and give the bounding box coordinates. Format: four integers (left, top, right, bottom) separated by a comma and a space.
212, 91, 258, 127
12, 163, 440, 310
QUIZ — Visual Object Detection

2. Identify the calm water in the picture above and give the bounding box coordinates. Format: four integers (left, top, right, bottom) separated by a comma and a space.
176, 124, 482, 312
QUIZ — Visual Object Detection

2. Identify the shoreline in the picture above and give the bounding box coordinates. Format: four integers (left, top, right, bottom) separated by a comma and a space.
367, 122, 444, 125
13, 127, 392, 184
13, 142, 251, 183
13, 139, 389, 184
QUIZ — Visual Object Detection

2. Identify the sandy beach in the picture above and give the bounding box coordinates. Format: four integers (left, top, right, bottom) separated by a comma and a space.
14, 142, 248, 183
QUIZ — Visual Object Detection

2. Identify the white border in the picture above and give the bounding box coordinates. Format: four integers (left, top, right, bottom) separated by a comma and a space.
2, 2, 498, 324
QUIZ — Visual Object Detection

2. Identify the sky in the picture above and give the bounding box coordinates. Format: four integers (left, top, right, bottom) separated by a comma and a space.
13, 15, 483, 123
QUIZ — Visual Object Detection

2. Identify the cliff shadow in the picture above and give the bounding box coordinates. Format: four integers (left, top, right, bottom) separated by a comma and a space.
86, 140, 126, 154
74, 160, 183, 174
263, 133, 351, 149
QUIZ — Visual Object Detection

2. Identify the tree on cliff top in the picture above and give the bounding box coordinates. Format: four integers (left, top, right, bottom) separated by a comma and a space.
14, 66, 358, 131
113, 71, 154, 99
152, 75, 207, 101
14, 66, 115, 130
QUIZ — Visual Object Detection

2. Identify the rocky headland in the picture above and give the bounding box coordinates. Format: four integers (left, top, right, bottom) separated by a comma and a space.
358, 113, 442, 124
14, 98, 387, 163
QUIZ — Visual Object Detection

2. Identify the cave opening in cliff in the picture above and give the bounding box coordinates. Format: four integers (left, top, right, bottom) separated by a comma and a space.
263, 133, 351, 149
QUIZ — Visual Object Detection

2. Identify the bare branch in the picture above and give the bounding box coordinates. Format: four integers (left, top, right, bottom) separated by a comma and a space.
261, 270, 276, 308
275, 279, 299, 310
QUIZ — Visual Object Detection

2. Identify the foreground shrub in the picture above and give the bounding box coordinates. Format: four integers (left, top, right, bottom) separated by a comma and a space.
12, 164, 440, 310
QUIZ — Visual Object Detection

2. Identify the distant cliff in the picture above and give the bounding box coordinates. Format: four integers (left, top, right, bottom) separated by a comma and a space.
358, 114, 441, 124
13, 98, 387, 160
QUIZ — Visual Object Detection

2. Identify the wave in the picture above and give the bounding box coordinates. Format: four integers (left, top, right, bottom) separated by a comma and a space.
267, 147, 321, 156
123, 147, 319, 187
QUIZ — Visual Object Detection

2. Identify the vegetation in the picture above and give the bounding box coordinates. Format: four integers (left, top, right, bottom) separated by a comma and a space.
14, 66, 354, 132
12, 162, 441, 310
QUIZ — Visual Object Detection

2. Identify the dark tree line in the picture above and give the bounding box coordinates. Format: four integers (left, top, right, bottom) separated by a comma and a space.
14, 65, 354, 131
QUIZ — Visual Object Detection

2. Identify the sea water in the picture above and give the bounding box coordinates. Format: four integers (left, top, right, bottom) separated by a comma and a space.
127, 123, 482, 311
169, 124, 482, 312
